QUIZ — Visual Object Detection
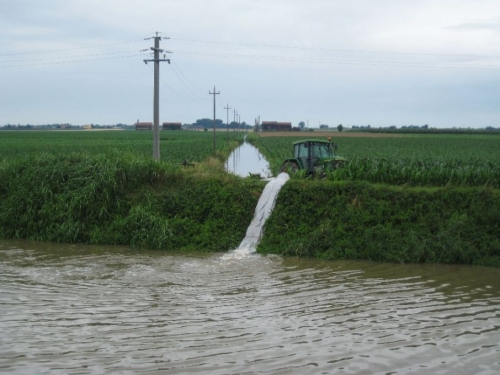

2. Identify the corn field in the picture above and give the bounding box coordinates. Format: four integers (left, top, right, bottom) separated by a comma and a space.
252, 134, 500, 187
0, 130, 243, 164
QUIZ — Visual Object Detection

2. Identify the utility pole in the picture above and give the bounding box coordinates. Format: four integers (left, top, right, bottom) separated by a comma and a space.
224, 104, 231, 144
209, 86, 220, 153
254, 116, 260, 132
233, 109, 237, 132
144, 32, 170, 161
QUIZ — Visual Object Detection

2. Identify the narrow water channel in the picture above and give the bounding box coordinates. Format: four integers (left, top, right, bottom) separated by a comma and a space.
225, 140, 272, 178
1, 239, 499, 374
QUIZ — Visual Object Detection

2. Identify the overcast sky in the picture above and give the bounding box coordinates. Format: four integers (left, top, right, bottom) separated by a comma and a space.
1, 0, 499, 128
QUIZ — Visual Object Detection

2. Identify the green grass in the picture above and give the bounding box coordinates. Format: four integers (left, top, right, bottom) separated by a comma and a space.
0, 130, 244, 164
258, 180, 500, 267
1, 130, 499, 266
0, 151, 264, 251
0, 130, 259, 251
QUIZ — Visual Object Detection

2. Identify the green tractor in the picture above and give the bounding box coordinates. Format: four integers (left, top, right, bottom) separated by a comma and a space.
279, 138, 346, 175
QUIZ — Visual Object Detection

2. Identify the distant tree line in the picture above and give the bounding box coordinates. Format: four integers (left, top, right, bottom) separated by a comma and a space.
0, 123, 132, 130
349, 125, 500, 135
183, 118, 252, 130
0, 120, 253, 131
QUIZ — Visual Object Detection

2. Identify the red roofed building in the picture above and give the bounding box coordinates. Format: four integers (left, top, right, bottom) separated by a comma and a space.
135, 122, 153, 130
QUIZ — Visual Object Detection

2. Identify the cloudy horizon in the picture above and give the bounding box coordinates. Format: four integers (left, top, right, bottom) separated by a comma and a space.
1, 0, 499, 128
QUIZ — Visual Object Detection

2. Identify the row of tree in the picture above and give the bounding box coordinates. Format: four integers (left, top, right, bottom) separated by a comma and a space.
185, 118, 251, 129
1, 123, 130, 130
302, 122, 344, 132
350, 125, 500, 135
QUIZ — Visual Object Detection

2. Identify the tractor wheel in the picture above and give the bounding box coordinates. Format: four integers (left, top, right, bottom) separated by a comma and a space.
280, 161, 299, 174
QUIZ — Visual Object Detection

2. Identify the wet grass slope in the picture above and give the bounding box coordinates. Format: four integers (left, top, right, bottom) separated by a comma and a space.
1, 151, 499, 267
258, 180, 500, 267
0, 152, 264, 252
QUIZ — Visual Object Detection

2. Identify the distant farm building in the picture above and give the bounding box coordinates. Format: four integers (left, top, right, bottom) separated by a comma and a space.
162, 122, 182, 130
135, 122, 153, 130
261, 121, 292, 131
81, 124, 91, 129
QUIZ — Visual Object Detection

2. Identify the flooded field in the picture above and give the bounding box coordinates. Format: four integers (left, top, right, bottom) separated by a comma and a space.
1, 239, 499, 374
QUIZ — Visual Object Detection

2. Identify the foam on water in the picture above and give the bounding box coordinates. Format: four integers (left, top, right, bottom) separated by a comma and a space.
222, 172, 290, 260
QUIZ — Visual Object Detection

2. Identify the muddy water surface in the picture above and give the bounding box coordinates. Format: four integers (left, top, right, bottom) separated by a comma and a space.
1, 239, 499, 374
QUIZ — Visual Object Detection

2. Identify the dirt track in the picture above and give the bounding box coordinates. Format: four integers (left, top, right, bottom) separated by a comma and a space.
258, 131, 403, 138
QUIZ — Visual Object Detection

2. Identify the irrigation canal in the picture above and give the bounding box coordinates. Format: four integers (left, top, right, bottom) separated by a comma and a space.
225, 140, 272, 178
1, 239, 500, 374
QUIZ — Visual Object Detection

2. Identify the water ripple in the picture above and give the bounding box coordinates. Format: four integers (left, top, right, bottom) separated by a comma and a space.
1, 241, 500, 374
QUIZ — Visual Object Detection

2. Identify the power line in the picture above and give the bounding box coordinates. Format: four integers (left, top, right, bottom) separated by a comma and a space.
4, 35, 495, 61
146, 63, 204, 101
0, 39, 145, 57
170, 37, 499, 59
0, 53, 147, 68
171, 60, 205, 93
3, 37, 498, 72
173, 49, 500, 71
169, 63, 206, 99
0, 50, 145, 63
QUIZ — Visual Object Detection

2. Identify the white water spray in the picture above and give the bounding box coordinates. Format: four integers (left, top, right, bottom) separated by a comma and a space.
224, 172, 290, 259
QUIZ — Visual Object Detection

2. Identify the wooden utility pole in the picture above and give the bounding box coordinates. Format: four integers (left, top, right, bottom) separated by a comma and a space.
224, 104, 231, 144
144, 32, 170, 161
233, 109, 237, 132
209, 86, 220, 153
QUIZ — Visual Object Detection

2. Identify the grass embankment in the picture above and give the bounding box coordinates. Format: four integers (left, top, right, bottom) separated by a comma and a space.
0, 152, 264, 251
258, 180, 500, 267
1, 131, 499, 267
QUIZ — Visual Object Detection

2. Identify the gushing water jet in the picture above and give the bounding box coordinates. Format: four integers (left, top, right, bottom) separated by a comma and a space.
224, 172, 290, 259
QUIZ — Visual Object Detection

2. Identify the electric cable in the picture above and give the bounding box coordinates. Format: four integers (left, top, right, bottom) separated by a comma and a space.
169, 63, 206, 99
170, 37, 499, 59
173, 49, 500, 71
0, 39, 145, 57
0, 50, 146, 63
145, 63, 205, 101
171, 60, 206, 93
0, 53, 147, 68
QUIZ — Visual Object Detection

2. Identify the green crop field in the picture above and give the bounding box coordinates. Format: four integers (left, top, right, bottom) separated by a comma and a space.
251, 134, 500, 188
0, 130, 243, 164
2, 130, 500, 188
1, 130, 499, 265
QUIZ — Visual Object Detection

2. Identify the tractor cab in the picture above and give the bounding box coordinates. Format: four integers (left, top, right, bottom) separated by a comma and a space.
293, 140, 335, 159
280, 139, 346, 175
